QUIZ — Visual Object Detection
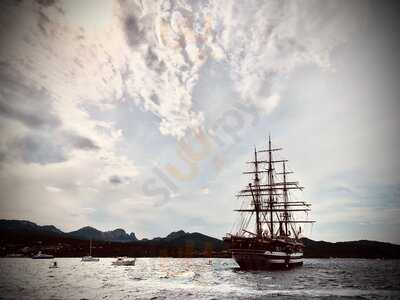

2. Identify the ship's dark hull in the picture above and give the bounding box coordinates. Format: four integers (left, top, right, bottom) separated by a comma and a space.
232, 249, 303, 270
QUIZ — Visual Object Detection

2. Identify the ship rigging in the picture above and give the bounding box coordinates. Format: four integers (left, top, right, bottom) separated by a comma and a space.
224, 135, 315, 270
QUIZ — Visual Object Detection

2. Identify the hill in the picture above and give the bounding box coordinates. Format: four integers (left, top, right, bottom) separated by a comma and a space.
0, 219, 65, 237
302, 238, 400, 259
1, 219, 399, 258
68, 226, 137, 242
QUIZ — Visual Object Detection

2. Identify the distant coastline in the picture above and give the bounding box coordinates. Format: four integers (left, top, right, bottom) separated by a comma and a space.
1, 219, 399, 259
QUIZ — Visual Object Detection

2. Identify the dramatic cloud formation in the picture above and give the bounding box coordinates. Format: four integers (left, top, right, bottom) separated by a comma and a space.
0, 0, 399, 243
0, 0, 365, 139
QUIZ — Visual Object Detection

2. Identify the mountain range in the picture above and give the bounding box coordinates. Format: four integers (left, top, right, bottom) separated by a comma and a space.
1, 219, 399, 258
0, 219, 137, 243
0, 219, 224, 251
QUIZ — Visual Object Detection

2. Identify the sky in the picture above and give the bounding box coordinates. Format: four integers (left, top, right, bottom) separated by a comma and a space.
0, 0, 399, 243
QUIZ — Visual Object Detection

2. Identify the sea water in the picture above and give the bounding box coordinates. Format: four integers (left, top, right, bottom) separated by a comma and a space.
0, 258, 399, 299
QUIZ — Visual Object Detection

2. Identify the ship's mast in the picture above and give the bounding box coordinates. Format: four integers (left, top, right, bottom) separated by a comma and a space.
235, 135, 315, 240
283, 161, 288, 237
253, 148, 262, 238
267, 135, 274, 239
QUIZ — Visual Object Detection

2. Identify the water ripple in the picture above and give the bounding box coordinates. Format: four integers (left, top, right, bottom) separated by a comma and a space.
0, 258, 399, 299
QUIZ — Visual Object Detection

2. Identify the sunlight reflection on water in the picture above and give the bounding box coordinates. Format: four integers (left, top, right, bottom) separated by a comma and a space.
0, 258, 399, 299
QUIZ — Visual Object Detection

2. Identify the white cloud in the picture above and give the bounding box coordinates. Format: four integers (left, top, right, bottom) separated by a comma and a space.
0, 0, 139, 177
0, 0, 365, 141
217, 1, 365, 112
201, 187, 209, 195
45, 185, 62, 193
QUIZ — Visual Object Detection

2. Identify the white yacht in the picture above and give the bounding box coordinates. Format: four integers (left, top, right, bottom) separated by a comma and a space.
81, 239, 100, 262
32, 251, 54, 259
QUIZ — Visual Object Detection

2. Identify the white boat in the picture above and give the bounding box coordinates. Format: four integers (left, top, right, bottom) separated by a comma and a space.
82, 256, 100, 262
49, 261, 58, 268
6, 253, 24, 257
112, 257, 136, 266
32, 251, 54, 259
81, 239, 100, 262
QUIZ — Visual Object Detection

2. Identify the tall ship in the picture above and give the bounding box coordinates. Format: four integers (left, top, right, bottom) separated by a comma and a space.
224, 136, 315, 270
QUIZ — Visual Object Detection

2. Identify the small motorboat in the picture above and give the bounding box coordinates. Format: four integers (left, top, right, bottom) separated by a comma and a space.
32, 251, 54, 259
112, 257, 136, 266
49, 261, 58, 268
